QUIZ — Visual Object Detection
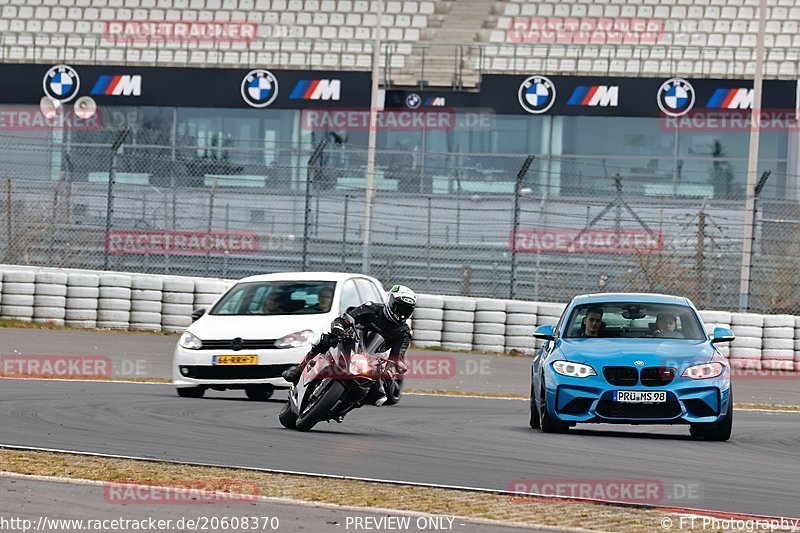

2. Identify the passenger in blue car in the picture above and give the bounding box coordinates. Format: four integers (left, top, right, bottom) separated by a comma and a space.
581, 307, 604, 337
653, 312, 684, 338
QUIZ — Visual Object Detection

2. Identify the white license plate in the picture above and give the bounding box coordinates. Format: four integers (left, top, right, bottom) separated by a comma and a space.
615, 391, 667, 403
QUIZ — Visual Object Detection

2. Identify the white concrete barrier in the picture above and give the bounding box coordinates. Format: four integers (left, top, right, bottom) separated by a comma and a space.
0, 265, 797, 370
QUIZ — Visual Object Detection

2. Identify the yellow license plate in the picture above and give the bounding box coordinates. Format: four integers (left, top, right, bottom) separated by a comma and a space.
213, 355, 258, 365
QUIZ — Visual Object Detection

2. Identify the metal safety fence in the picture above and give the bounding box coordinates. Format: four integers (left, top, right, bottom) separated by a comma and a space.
0, 133, 798, 314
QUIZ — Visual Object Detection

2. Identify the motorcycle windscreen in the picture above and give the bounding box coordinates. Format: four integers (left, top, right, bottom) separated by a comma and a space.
359, 330, 389, 355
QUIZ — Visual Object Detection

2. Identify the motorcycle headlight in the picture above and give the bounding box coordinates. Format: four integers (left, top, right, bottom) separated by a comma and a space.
552, 361, 596, 378
349, 354, 374, 376
274, 330, 315, 349
178, 332, 203, 350
682, 362, 724, 380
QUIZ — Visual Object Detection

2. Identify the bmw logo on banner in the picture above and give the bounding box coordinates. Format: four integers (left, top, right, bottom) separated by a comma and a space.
405, 93, 421, 109
657, 78, 695, 117
518, 75, 556, 114
43, 64, 80, 103
241, 69, 279, 108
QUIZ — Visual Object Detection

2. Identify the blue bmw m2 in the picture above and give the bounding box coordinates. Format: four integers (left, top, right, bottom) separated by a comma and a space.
530, 293, 734, 440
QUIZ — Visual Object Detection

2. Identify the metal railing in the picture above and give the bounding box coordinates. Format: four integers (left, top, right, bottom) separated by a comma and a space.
1, 136, 799, 312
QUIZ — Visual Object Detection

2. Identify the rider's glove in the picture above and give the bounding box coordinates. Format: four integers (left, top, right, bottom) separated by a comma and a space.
330, 318, 348, 338
330, 314, 354, 338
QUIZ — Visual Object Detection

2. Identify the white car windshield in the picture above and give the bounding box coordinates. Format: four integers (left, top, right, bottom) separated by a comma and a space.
563, 302, 706, 340
210, 281, 337, 316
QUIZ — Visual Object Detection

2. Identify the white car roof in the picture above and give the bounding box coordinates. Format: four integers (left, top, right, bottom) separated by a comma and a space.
235, 271, 383, 286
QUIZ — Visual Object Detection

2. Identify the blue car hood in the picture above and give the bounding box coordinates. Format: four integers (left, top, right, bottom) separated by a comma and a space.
555, 338, 715, 366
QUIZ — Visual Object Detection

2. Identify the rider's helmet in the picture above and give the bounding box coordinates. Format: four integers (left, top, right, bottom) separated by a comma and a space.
384, 285, 416, 324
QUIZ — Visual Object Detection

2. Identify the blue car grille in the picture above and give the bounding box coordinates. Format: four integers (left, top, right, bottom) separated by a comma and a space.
641, 367, 676, 387
596, 399, 681, 419
603, 366, 638, 386
602, 366, 677, 386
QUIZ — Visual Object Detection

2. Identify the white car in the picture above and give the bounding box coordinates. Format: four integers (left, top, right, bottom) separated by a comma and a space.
172, 272, 386, 399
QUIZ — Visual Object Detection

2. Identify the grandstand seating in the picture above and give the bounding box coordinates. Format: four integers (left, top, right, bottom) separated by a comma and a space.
0, 0, 437, 74
481, 0, 800, 80
2, 0, 800, 86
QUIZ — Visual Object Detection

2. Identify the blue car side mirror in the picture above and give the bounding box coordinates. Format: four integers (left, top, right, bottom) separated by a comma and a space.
533, 324, 555, 341
711, 327, 735, 343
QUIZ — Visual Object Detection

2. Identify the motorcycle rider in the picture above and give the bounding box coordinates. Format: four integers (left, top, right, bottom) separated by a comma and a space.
282, 285, 416, 408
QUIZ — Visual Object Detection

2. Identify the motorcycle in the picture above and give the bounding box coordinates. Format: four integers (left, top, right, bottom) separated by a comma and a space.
279, 327, 397, 431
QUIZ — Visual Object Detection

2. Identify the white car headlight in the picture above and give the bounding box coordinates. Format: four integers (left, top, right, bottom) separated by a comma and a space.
682, 362, 724, 380
552, 361, 596, 378
178, 331, 203, 350
274, 330, 315, 349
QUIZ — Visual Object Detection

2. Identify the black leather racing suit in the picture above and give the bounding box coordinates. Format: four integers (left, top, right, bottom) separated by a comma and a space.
309, 301, 411, 366
286, 301, 412, 387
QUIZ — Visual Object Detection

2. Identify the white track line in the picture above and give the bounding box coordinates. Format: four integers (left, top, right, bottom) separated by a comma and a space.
0, 377, 169, 385
1, 443, 798, 524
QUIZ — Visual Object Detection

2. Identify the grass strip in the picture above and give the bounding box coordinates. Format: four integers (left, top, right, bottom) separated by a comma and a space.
0, 449, 714, 532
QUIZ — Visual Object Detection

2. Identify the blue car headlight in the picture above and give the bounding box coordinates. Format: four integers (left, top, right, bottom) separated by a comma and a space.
682, 362, 724, 379
552, 361, 597, 378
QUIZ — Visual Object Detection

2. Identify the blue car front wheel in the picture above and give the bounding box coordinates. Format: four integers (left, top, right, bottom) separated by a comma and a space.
690, 390, 733, 441
539, 378, 569, 434
529, 382, 540, 429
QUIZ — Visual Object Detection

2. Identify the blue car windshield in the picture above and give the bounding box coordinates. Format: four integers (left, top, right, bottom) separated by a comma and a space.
563, 303, 706, 340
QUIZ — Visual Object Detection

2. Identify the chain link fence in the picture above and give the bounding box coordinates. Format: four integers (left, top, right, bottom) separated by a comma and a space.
0, 131, 797, 314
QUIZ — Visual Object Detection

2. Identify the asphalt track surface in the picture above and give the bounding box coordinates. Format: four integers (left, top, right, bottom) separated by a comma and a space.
4, 327, 800, 404
0, 475, 532, 533
0, 379, 799, 521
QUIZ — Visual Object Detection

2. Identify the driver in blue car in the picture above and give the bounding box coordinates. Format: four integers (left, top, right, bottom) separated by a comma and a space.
282, 285, 416, 407
581, 307, 604, 337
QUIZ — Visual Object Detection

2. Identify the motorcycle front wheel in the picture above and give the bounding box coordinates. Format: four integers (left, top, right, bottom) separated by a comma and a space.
278, 401, 298, 429
295, 380, 347, 432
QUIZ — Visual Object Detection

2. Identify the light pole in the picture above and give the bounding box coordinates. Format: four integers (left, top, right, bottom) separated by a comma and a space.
738, 0, 767, 312
361, 0, 383, 274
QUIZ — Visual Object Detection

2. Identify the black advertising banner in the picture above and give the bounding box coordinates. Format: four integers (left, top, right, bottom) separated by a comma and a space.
2, 63, 798, 118
383, 89, 483, 110
0, 63, 371, 109
481, 75, 798, 117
